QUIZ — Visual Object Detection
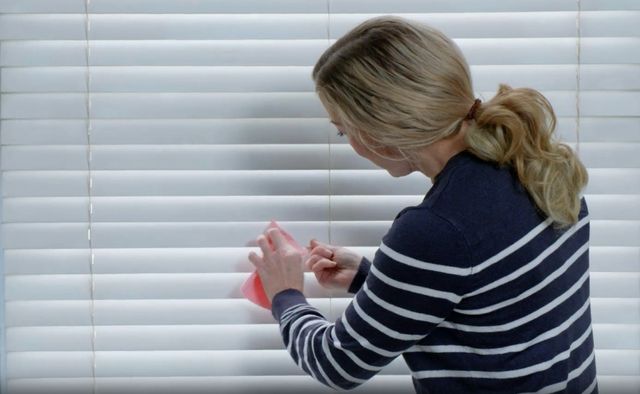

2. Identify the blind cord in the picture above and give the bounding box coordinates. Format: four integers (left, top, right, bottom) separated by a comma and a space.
575, 0, 581, 154
326, 0, 333, 322
83, 1, 97, 393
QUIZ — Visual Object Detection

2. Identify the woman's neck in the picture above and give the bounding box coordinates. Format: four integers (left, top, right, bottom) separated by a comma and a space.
410, 121, 470, 182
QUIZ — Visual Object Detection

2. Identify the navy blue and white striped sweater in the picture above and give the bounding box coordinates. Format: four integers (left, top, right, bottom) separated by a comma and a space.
271, 150, 598, 393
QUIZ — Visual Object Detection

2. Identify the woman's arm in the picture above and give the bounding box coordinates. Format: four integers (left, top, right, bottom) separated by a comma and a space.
271, 207, 474, 390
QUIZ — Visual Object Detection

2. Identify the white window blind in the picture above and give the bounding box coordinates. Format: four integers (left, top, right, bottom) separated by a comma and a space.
0, 0, 638, 393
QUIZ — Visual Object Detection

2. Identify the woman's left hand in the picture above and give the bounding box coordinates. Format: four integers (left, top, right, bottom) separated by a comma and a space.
248, 228, 305, 303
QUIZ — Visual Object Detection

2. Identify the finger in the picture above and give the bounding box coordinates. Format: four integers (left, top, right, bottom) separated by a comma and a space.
309, 246, 333, 259
311, 259, 337, 273
310, 238, 334, 251
304, 254, 321, 270
266, 228, 286, 249
248, 251, 263, 268
256, 234, 273, 259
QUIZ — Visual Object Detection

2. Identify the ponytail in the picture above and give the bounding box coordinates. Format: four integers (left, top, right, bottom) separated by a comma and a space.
465, 84, 588, 229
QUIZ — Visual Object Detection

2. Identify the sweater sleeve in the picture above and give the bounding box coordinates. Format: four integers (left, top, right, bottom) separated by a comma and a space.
271, 207, 474, 390
347, 256, 372, 294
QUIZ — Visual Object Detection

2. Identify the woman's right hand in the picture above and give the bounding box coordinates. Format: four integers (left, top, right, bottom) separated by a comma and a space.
304, 239, 363, 291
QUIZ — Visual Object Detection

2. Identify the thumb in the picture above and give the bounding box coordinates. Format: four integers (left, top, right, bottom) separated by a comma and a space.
309, 238, 331, 249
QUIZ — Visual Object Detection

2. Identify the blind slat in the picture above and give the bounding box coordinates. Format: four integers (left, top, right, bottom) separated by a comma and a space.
2, 169, 639, 196
2, 12, 638, 40
4, 349, 640, 378
3, 39, 639, 67
3, 143, 640, 170
5, 349, 408, 378
7, 376, 638, 394
2, 220, 639, 249
2, 195, 639, 223
7, 376, 416, 394
5, 298, 638, 327
3, 92, 640, 119
3, 65, 640, 94
1, 117, 638, 145
3, 246, 639, 275
6, 323, 639, 352
4, 272, 639, 301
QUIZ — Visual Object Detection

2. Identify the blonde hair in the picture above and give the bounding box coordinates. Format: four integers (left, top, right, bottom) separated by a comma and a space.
312, 15, 588, 229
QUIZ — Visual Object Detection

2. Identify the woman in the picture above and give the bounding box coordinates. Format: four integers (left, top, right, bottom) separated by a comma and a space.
248, 15, 598, 393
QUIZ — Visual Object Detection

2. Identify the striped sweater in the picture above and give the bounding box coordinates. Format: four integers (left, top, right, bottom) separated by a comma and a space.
271, 150, 598, 393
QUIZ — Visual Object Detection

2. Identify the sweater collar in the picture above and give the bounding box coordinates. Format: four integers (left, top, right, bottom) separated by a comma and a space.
423, 149, 474, 201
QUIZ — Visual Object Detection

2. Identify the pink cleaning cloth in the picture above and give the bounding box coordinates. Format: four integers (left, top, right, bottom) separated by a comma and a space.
242, 220, 309, 310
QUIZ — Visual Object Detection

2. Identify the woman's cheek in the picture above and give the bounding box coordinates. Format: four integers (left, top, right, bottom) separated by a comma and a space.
348, 136, 368, 157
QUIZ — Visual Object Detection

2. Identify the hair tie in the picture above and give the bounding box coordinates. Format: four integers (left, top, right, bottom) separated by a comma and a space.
465, 98, 482, 120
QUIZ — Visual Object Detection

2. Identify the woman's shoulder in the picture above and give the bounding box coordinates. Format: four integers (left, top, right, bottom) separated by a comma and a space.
383, 205, 474, 272
419, 152, 551, 249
